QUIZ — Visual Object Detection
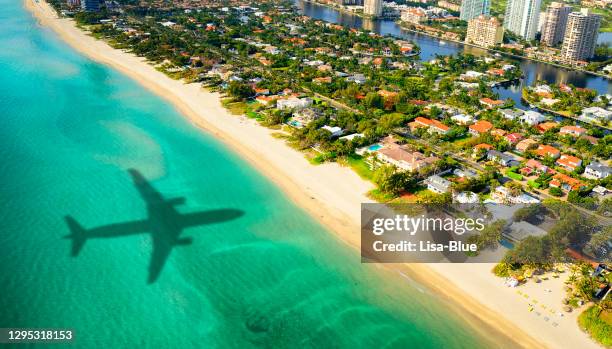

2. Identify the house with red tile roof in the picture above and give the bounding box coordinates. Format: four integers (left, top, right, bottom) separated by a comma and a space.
559, 126, 587, 137
549, 173, 586, 191
491, 128, 507, 137
475, 143, 493, 150
469, 120, 493, 136
505, 133, 523, 144
536, 121, 559, 133
479, 98, 504, 109
515, 138, 538, 153
535, 144, 560, 159
408, 117, 450, 134
377, 148, 439, 172
521, 159, 548, 176
556, 154, 582, 171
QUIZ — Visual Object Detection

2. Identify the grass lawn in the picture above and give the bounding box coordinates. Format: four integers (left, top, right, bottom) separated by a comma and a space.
367, 189, 396, 202
221, 98, 248, 115
345, 154, 374, 181
578, 306, 612, 347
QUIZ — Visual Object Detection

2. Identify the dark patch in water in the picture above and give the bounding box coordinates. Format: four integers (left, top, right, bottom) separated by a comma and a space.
246, 314, 270, 333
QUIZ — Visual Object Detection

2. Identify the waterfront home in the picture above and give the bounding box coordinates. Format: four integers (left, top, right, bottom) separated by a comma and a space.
487, 150, 519, 167
584, 162, 611, 180
469, 120, 493, 136
549, 173, 586, 191
457, 81, 480, 90
321, 125, 343, 137
426, 175, 452, 194
460, 71, 485, 81
559, 125, 587, 137
454, 191, 479, 203
535, 144, 560, 159
290, 108, 321, 127
540, 98, 560, 107
533, 84, 553, 96
400, 7, 429, 25
451, 113, 474, 125
376, 148, 439, 172
277, 97, 313, 110
520, 111, 545, 126
479, 98, 504, 109
499, 108, 524, 120
580, 107, 612, 124
255, 95, 278, 105
515, 138, 538, 153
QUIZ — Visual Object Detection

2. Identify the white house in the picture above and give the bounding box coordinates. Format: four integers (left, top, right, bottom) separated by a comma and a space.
584, 162, 611, 180
454, 191, 479, 203
580, 107, 612, 124
499, 108, 524, 120
277, 97, 313, 110
520, 110, 545, 126
451, 114, 474, 125
321, 125, 343, 137
533, 85, 552, 94
426, 175, 452, 194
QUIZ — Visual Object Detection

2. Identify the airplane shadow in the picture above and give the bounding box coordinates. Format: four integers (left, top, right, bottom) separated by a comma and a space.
63, 168, 244, 284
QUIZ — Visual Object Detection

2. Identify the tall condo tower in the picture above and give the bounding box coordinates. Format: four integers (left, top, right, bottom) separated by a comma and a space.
541, 2, 572, 46
364, 0, 383, 18
503, 0, 543, 40
561, 8, 601, 61
460, 0, 491, 21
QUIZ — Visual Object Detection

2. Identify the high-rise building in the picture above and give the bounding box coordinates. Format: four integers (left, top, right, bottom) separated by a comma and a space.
81, 0, 100, 11
561, 8, 601, 62
540, 2, 572, 46
503, 0, 543, 40
459, 0, 490, 21
465, 15, 504, 48
363, 0, 382, 18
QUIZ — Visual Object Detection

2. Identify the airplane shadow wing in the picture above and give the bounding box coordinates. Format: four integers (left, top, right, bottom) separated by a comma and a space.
180, 209, 244, 229
148, 232, 174, 284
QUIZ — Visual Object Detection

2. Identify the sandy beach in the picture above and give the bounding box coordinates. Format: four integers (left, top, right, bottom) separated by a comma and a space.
24, 1, 602, 348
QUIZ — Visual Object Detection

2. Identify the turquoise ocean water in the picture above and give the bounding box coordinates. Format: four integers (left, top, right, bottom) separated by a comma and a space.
0, 1, 498, 348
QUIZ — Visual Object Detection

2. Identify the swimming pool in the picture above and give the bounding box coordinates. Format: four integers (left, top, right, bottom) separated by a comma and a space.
500, 239, 515, 249
369, 144, 383, 151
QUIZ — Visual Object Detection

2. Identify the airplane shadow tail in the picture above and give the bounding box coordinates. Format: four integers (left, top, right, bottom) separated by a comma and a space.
64, 216, 87, 257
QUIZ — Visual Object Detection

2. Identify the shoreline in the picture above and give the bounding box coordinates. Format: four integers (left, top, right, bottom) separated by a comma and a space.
24, 1, 599, 348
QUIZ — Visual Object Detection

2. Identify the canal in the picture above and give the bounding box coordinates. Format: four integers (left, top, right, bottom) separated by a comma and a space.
295, 0, 612, 109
